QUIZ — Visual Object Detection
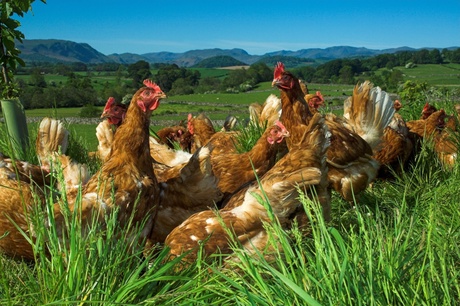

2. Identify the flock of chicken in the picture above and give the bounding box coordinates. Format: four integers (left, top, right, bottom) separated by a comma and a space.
0, 63, 458, 265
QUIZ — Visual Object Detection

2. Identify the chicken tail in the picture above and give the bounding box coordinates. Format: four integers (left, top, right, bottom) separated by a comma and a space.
343, 81, 395, 150
221, 115, 238, 132
36, 117, 70, 164
260, 94, 282, 127
94, 120, 115, 161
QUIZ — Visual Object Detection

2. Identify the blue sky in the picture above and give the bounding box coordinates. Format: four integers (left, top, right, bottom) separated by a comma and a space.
19, 0, 460, 55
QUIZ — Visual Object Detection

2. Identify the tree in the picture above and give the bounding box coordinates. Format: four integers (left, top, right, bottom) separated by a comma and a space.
54, 63, 72, 76
247, 62, 272, 83
221, 68, 248, 91
127, 60, 152, 88
412, 49, 430, 64
1, 0, 46, 97
338, 65, 354, 84
450, 49, 460, 63
195, 77, 221, 94
381, 69, 404, 91
153, 64, 200, 93
293, 66, 316, 83
429, 49, 443, 64
30, 68, 47, 88
0, 0, 46, 157
169, 78, 194, 95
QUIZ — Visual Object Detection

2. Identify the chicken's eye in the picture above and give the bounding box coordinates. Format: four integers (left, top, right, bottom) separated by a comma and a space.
270, 128, 280, 136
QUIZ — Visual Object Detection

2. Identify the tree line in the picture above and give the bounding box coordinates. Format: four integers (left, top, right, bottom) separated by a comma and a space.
14, 47, 460, 112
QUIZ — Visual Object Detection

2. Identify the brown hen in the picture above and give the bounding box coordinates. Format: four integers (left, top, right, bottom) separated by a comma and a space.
88, 99, 224, 245
209, 120, 289, 197
406, 107, 460, 168
52, 80, 165, 248
91, 97, 128, 161
155, 124, 189, 151
187, 113, 216, 153
373, 100, 414, 178
421, 102, 438, 119
165, 112, 330, 264
0, 157, 47, 259
434, 126, 458, 168
272, 62, 395, 202
406, 109, 446, 138
428, 107, 458, 168
0, 117, 88, 259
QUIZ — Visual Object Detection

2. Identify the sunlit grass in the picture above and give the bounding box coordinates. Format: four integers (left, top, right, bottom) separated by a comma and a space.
1, 129, 459, 304
397, 64, 460, 87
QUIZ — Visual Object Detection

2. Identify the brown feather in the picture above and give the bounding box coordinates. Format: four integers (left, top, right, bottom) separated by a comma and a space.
406, 109, 446, 138
373, 113, 414, 178
188, 113, 216, 153
147, 145, 223, 244
209, 122, 288, 195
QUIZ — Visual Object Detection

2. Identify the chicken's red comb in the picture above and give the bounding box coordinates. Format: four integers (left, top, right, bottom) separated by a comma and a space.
103, 97, 115, 112
316, 91, 324, 102
422, 102, 430, 112
187, 113, 194, 134
274, 62, 285, 79
143, 79, 162, 92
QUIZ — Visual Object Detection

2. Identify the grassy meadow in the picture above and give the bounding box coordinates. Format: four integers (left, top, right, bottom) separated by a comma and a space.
400, 63, 460, 86
20, 78, 358, 151
17, 63, 460, 148
0, 64, 459, 304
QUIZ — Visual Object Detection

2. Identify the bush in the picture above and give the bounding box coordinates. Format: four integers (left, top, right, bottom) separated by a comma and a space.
79, 104, 100, 118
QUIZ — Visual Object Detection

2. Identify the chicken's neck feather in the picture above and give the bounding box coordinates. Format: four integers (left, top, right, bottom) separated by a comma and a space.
104, 101, 153, 171
247, 127, 283, 163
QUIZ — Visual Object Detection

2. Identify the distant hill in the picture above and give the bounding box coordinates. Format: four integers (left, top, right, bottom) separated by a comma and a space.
265, 46, 416, 59
18, 39, 112, 63
254, 55, 316, 67
18, 39, 459, 67
107, 52, 150, 64
193, 55, 247, 68
142, 48, 259, 67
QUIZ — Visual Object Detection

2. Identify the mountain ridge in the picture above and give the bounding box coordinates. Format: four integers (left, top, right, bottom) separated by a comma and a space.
18, 39, 459, 67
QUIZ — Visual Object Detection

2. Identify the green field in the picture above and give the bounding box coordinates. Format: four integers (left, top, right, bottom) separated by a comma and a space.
20, 81, 351, 151
391, 63, 460, 86
8, 63, 460, 151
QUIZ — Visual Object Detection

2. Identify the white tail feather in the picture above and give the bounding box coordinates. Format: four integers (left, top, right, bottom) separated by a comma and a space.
36, 117, 70, 163
344, 81, 395, 149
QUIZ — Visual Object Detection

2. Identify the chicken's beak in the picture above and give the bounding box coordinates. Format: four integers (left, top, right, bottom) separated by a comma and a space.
271, 79, 278, 87
101, 111, 109, 119
275, 120, 290, 137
